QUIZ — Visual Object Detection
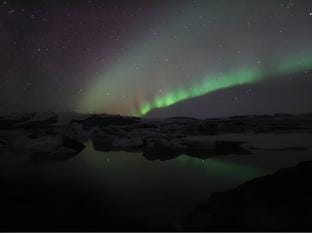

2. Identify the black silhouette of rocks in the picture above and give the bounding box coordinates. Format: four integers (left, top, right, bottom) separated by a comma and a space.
85, 113, 312, 160
183, 160, 312, 231
70, 114, 140, 129
1, 112, 312, 162
18, 112, 58, 129
9, 130, 85, 162
0, 112, 83, 162
0, 112, 57, 129
0, 112, 35, 129
188, 113, 312, 135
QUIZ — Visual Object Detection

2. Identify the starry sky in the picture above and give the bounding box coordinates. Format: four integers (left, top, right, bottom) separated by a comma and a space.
1, 0, 312, 117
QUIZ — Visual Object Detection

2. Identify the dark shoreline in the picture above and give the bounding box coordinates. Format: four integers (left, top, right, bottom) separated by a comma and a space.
1, 112, 312, 162
0, 112, 312, 231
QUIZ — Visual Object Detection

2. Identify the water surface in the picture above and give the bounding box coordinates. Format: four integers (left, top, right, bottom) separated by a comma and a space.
0, 133, 311, 230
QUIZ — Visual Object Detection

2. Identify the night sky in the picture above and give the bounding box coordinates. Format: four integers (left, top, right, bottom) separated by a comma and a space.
1, 0, 312, 117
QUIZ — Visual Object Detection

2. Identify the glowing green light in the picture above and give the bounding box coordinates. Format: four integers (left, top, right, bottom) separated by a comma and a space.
276, 55, 312, 75
137, 68, 262, 116
140, 103, 151, 115
77, 0, 312, 117
136, 55, 312, 116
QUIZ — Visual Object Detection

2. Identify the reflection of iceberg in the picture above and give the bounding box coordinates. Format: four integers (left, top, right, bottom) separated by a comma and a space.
92, 135, 250, 161
142, 138, 251, 161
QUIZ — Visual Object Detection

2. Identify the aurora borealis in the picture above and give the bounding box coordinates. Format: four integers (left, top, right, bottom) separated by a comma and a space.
1, 0, 312, 117
136, 69, 262, 116
2, 1, 312, 231
135, 54, 312, 116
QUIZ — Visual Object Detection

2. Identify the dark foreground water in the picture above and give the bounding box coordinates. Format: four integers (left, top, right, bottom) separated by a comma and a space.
0, 134, 311, 231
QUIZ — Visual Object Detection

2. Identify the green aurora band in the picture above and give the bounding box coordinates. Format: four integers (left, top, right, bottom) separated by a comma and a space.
136, 68, 262, 116
135, 55, 312, 116
78, 2, 312, 117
